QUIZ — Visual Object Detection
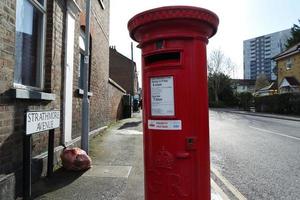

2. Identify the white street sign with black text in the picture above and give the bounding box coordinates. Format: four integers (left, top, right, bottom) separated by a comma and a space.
26, 110, 60, 135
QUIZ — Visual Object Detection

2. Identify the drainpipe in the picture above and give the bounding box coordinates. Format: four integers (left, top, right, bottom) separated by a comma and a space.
131, 42, 134, 115
82, 0, 91, 153
131, 42, 134, 96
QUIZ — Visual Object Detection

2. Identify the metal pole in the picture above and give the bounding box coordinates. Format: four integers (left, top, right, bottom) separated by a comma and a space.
131, 42, 134, 96
23, 110, 31, 199
47, 129, 54, 177
130, 42, 134, 116
82, 0, 91, 153
23, 134, 31, 200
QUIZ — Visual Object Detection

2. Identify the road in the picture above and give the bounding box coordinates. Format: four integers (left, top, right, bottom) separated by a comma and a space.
209, 109, 300, 200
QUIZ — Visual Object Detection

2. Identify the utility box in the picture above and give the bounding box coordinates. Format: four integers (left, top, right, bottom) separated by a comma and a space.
128, 6, 219, 200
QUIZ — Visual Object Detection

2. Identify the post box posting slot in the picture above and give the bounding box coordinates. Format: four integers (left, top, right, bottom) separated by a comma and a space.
144, 51, 181, 66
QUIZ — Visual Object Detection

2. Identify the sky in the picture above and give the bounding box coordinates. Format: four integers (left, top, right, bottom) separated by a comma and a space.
109, 0, 300, 83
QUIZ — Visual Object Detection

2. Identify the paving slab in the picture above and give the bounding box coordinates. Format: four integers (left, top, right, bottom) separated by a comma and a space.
82, 165, 132, 178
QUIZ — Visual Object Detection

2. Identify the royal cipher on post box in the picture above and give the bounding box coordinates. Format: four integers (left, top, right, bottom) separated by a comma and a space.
128, 6, 219, 200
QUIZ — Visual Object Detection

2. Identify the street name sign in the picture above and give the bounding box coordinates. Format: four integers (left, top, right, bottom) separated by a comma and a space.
26, 110, 60, 135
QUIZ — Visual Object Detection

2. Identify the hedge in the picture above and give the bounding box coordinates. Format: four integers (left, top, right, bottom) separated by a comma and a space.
254, 93, 300, 115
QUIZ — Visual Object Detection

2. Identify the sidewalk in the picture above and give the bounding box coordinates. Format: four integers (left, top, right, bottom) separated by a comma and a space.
32, 112, 226, 200
211, 108, 300, 122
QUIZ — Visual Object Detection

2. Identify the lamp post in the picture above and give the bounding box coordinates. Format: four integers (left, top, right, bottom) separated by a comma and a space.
81, 0, 91, 153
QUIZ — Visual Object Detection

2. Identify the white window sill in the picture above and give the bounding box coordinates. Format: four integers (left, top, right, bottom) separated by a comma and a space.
11, 88, 56, 101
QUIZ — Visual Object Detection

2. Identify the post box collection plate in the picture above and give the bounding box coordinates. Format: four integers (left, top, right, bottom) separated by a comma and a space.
150, 76, 174, 116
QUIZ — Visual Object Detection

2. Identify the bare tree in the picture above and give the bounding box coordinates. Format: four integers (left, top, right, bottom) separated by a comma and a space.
208, 48, 235, 76
255, 73, 270, 91
208, 48, 236, 104
225, 57, 236, 78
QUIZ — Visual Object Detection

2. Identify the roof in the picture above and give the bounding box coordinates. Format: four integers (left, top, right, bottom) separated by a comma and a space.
273, 42, 300, 60
280, 76, 300, 87
257, 82, 277, 91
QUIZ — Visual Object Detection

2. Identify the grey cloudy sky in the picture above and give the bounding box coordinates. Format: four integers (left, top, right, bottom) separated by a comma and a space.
109, 0, 300, 81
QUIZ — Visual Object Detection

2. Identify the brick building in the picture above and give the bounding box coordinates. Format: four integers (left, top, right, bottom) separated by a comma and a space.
109, 46, 139, 96
0, 0, 125, 198
273, 42, 300, 93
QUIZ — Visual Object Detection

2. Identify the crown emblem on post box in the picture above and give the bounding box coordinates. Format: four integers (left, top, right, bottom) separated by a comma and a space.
154, 147, 174, 169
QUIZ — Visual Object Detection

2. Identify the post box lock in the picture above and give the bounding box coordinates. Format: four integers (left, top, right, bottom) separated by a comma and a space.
186, 137, 197, 150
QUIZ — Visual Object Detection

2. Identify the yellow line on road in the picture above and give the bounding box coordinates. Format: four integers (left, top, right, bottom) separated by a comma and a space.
211, 167, 247, 200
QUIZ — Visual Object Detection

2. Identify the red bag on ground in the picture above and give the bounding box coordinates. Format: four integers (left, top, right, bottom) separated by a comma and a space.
60, 147, 92, 171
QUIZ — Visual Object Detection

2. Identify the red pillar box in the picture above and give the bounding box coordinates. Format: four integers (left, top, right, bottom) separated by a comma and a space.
128, 6, 219, 200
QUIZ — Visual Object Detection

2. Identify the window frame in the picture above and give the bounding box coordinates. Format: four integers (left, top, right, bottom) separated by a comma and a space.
13, 0, 47, 91
285, 57, 293, 70
78, 30, 92, 94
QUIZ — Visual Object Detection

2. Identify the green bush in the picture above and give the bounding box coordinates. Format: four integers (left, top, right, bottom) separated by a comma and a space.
209, 101, 226, 108
254, 93, 300, 115
208, 73, 238, 107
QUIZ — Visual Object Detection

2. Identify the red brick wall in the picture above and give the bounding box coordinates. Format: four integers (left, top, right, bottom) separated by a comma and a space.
108, 80, 126, 121
0, 0, 16, 175
109, 47, 139, 95
0, 1, 65, 197
72, 0, 111, 139
0, 0, 121, 198
0, 0, 64, 175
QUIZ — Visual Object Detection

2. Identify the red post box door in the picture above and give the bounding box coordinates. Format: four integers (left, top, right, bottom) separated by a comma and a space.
143, 53, 202, 199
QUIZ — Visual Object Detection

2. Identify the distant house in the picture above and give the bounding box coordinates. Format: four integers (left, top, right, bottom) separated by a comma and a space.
254, 82, 277, 96
278, 77, 300, 93
231, 79, 256, 93
273, 42, 300, 93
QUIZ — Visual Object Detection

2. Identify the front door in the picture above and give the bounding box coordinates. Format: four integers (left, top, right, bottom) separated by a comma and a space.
63, 11, 76, 144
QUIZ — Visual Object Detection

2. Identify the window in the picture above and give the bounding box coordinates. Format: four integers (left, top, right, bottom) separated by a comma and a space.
78, 30, 91, 92
14, 0, 46, 89
286, 58, 293, 70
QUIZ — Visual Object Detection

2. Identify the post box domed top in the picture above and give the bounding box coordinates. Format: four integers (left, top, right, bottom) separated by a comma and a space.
128, 6, 219, 42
